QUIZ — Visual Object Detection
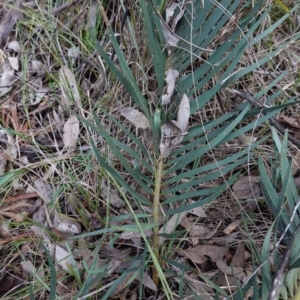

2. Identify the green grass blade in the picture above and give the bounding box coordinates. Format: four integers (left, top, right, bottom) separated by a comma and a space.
93, 32, 150, 118
41, 243, 57, 300
139, 0, 166, 93
165, 173, 239, 214
91, 141, 151, 205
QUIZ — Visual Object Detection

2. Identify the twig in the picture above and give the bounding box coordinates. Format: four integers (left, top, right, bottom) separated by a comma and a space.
225, 88, 300, 148
242, 200, 300, 293
267, 222, 300, 300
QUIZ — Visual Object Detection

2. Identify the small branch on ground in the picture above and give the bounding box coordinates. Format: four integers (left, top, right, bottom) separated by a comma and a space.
226, 88, 300, 148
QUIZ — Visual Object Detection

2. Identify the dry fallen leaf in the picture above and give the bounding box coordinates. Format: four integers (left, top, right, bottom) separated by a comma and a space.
32, 205, 47, 226
161, 22, 179, 48
0, 60, 14, 97
52, 212, 81, 235
232, 176, 261, 198
159, 94, 190, 159
137, 272, 157, 291
59, 65, 81, 106
216, 259, 245, 281
165, 2, 186, 30
67, 46, 80, 65
120, 107, 150, 129
28, 77, 49, 105
180, 275, 213, 300
177, 245, 228, 264
159, 121, 182, 159
161, 3, 185, 54
162, 69, 179, 105
174, 93, 190, 132
231, 242, 245, 268
21, 260, 36, 275
101, 180, 125, 208
159, 211, 188, 245
63, 115, 79, 153
31, 225, 55, 257
7, 40, 20, 52
29, 60, 44, 77
34, 179, 53, 203
55, 245, 76, 272
223, 219, 242, 235
8, 57, 18, 70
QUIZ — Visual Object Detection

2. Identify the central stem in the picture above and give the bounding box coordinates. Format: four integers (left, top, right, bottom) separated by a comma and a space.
152, 158, 163, 286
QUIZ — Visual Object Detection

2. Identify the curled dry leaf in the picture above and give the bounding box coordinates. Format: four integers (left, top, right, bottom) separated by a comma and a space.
162, 3, 185, 54
174, 93, 190, 132
159, 121, 182, 159
34, 179, 53, 203
159, 94, 190, 159
161, 22, 179, 48
53, 212, 81, 234
177, 245, 228, 264
59, 65, 81, 106
166, 2, 186, 30
7, 40, 20, 52
120, 107, 150, 129
0, 60, 14, 97
63, 115, 79, 153
162, 69, 179, 105
232, 176, 261, 198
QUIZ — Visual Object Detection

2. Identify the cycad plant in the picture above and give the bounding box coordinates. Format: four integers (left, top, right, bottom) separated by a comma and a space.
78, 0, 300, 298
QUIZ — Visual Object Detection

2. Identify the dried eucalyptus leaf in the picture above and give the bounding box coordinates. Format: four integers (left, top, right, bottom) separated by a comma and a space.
159, 121, 183, 159
174, 93, 190, 132
63, 115, 79, 153
232, 176, 261, 198
59, 65, 81, 106
161, 22, 179, 47
162, 69, 179, 105
0, 62, 14, 97
120, 107, 150, 129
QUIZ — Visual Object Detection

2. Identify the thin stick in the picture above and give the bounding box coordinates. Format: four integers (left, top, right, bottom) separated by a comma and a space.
226, 88, 300, 148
